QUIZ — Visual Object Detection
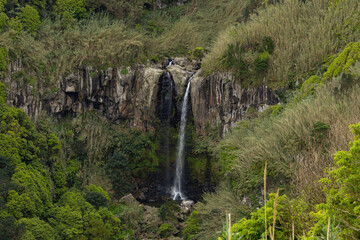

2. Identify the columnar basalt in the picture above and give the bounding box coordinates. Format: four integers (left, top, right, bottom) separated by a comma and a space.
190, 70, 279, 135
3, 59, 279, 134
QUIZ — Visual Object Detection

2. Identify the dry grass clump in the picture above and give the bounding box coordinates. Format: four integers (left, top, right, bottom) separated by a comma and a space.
203, 0, 360, 87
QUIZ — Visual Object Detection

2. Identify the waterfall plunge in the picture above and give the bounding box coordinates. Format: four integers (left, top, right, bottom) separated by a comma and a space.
171, 77, 192, 200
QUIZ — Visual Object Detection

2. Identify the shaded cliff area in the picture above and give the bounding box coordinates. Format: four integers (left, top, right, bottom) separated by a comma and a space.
2, 57, 279, 203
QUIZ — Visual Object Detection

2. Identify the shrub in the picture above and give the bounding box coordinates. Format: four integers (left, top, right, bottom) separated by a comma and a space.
322, 41, 360, 82
7, 17, 22, 33
105, 151, 133, 196
54, 0, 88, 27
158, 200, 180, 222
316, 122, 360, 239
310, 121, 331, 143
0, 12, 7, 30
261, 36, 275, 54
254, 51, 269, 73
231, 193, 291, 240
0, 46, 7, 71
158, 223, 175, 238
183, 210, 200, 240
188, 47, 205, 60
0, 0, 5, 12
85, 184, 110, 200
269, 104, 283, 117
85, 191, 108, 209
0, 216, 26, 240
18, 5, 41, 36
295, 75, 321, 101
19, 217, 55, 240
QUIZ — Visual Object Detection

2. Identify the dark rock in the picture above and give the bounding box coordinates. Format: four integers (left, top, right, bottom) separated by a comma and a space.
4, 59, 279, 135
191, 70, 279, 135
180, 199, 194, 214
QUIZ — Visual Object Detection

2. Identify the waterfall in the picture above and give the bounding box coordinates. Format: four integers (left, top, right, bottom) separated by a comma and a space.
172, 77, 192, 200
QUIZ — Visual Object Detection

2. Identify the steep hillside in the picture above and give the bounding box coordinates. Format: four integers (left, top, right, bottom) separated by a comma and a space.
0, 0, 360, 239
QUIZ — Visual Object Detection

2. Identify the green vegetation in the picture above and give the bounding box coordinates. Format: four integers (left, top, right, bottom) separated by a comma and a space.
0, 82, 128, 239
0, 0, 260, 86
189, 36, 360, 239
0, 46, 7, 71
203, 0, 360, 87
188, 47, 204, 60
18, 5, 41, 36
1, 0, 360, 239
158, 223, 176, 238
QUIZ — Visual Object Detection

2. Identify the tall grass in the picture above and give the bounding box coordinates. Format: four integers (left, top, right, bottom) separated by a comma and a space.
191, 182, 252, 240
202, 0, 360, 87
1, 0, 255, 83
221, 76, 360, 200
194, 72, 360, 239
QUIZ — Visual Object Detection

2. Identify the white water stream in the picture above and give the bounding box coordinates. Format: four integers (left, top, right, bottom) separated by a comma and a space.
171, 77, 192, 200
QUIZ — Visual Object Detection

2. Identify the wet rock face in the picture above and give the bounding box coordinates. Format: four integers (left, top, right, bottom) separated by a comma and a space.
190, 70, 279, 135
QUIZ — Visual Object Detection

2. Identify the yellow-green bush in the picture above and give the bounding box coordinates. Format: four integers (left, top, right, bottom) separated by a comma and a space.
18, 5, 41, 36
322, 41, 360, 81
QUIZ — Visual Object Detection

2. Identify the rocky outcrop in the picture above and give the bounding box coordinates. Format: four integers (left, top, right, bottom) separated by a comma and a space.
190, 70, 279, 134
3, 59, 278, 134
4, 61, 167, 130
155, 0, 188, 9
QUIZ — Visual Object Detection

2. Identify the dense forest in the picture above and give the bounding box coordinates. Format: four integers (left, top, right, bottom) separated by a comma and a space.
1, 0, 360, 239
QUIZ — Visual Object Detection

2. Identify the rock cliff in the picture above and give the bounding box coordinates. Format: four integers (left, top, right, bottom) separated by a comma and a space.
3, 59, 278, 134
191, 70, 279, 135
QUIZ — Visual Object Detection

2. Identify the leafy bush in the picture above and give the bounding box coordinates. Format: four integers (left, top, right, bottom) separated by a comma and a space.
0, 216, 25, 240
0, 12, 7, 30
188, 47, 205, 60
18, 5, 41, 36
254, 51, 269, 73
158, 223, 175, 238
316, 122, 360, 239
158, 200, 180, 222
322, 41, 360, 82
261, 36, 275, 54
231, 194, 291, 240
105, 151, 133, 196
297, 75, 321, 100
85, 184, 110, 209
120, 67, 129, 75
183, 210, 200, 240
19, 217, 55, 240
0, 46, 7, 71
85, 191, 108, 209
311, 121, 331, 144
54, 0, 88, 27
